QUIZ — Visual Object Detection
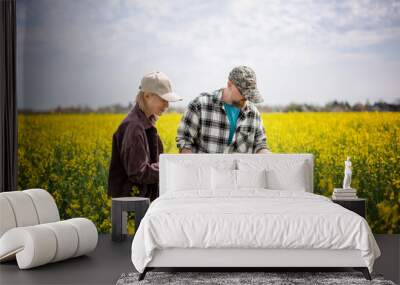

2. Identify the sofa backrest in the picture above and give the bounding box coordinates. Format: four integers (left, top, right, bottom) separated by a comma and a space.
159, 153, 314, 195
0, 189, 60, 238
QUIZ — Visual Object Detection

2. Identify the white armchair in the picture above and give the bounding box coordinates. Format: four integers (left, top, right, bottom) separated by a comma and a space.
0, 189, 98, 269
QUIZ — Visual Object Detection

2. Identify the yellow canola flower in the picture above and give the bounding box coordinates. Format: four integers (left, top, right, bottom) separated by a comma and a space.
17, 112, 400, 234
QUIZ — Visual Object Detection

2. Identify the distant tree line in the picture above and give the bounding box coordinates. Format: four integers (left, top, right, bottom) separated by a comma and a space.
19, 99, 400, 114
259, 99, 400, 113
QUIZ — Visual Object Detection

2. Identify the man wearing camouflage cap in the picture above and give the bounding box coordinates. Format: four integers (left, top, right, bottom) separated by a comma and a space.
176, 66, 271, 153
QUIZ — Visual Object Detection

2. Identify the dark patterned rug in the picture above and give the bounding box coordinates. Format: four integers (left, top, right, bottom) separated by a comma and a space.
116, 271, 396, 285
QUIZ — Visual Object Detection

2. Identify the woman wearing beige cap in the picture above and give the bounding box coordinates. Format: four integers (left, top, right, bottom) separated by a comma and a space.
108, 71, 182, 200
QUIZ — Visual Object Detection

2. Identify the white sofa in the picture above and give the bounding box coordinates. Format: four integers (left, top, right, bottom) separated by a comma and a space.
0, 189, 98, 269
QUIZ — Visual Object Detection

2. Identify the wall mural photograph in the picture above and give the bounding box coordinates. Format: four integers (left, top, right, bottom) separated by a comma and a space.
1, 0, 399, 284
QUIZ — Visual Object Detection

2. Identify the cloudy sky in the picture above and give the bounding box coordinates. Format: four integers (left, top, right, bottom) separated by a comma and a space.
17, 0, 400, 110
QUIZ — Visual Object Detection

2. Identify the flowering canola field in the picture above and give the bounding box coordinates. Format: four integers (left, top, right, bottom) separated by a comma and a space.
18, 112, 400, 234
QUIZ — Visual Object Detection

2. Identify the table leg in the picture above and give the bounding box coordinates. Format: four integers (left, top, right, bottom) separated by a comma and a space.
121, 210, 128, 239
134, 201, 149, 234
111, 201, 123, 241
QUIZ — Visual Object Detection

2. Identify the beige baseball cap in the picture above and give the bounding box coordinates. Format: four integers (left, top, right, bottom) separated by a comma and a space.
139, 71, 182, 102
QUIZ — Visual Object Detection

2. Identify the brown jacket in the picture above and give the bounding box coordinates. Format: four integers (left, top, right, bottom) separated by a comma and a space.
107, 104, 163, 201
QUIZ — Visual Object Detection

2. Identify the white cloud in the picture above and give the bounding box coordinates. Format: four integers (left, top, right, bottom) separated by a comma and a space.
17, 0, 400, 109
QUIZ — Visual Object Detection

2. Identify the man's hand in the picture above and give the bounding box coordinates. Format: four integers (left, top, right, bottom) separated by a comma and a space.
180, 148, 193, 154
256, 148, 272, 154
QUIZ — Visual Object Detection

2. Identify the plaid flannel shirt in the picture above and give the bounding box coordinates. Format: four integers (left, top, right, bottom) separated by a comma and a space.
176, 89, 269, 153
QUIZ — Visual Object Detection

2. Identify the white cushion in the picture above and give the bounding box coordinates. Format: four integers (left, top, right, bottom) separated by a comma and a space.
65, 218, 98, 257
237, 159, 308, 191
167, 162, 211, 191
0, 196, 17, 237
0, 192, 39, 227
23, 189, 60, 223
265, 162, 307, 191
160, 154, 313, 195
0, 226, 57, 269
236, 169, 267, 189
164, 156, 236, 193
212, 168, 237, 191
42, 221, 79, 262
210, 168, 268, 191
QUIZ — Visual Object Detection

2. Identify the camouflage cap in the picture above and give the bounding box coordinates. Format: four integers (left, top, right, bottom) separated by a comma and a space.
228, 66, 263, 103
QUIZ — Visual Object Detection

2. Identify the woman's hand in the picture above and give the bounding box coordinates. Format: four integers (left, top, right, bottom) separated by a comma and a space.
180, 148, 193, 154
